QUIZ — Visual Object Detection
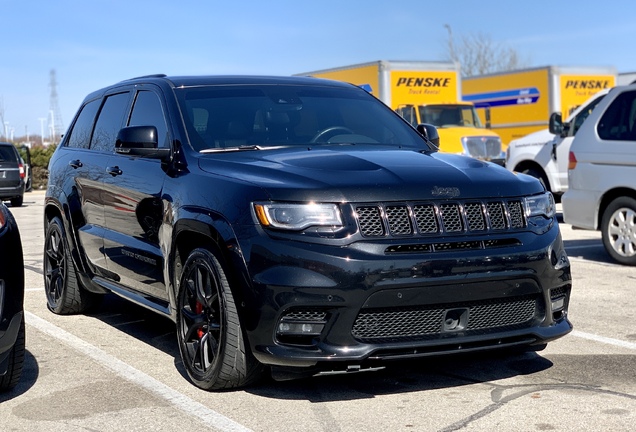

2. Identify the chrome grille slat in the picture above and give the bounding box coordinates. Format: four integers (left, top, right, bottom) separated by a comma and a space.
413, 205, 437, 233
440, 204, 463, 232
464, 202, 486, 231
356, 206, 385, 237
385, 205, 412, 235
355, 199, 526, 237
486, 202, 506, 230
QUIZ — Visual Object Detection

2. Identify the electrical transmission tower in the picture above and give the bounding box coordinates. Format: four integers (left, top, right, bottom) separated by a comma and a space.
49, 69, 64, 142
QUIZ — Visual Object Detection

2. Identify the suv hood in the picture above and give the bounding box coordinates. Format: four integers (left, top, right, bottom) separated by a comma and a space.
198, 146, 542, 202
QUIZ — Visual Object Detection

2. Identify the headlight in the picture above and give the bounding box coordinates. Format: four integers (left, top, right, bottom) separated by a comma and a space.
254, 202, 343, 230
524, 192, 556, 219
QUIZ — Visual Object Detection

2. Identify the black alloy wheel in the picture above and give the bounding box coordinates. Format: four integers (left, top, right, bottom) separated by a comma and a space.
176, 247, 262, 390
43, 216, 97, 314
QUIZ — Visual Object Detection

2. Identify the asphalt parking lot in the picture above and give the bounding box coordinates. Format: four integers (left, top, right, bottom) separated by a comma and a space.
1, 191, 635, 432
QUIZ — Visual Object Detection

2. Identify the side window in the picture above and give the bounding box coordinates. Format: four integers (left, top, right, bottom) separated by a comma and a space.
66, 99, 100, 149
128, 91, 169, 148
571, 95, 605, 136
397, 106, 416, 126
598, 91, 636, 141
90, 92, 131, 152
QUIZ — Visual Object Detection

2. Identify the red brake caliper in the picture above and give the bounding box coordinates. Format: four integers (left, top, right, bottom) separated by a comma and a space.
195, 302, 205, 339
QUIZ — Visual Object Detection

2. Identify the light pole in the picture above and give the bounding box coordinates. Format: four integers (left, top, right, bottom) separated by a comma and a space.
39, 117, 46, 146
3, 122, 8, 142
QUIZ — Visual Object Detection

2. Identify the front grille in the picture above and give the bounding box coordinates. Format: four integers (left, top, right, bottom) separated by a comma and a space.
355, 199, 526, 238
351, 295, 538, 343
463, 136, 502, 160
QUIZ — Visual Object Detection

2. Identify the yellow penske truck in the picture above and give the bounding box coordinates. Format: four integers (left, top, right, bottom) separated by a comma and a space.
462, 65, 617, 146
296, 60, 504, 163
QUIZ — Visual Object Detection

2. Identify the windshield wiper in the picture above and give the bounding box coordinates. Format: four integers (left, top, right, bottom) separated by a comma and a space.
200, 145, 263, 154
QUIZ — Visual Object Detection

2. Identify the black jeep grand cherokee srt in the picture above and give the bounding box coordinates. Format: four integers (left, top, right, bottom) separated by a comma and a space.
44, 75, 572, 390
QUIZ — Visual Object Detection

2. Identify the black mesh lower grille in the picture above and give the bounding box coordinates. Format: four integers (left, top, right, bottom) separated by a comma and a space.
351, 295, 539, 343
550, 286, 568, 300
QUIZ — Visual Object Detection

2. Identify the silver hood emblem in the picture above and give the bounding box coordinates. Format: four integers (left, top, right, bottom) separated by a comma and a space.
431, 186, 460, 198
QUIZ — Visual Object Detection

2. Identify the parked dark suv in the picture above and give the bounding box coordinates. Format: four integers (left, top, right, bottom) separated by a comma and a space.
44, 75, 573, 390
0, 202, 25, 391
0, 142, 25, 207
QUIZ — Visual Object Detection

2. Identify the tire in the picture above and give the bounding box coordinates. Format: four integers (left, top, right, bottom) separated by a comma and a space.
10, 195, 23, 207
521, 167, 549, 189
43, 216, 100, 314
601, 197, 636, 266
176, 247, 263, 390
0, 317, 25, 391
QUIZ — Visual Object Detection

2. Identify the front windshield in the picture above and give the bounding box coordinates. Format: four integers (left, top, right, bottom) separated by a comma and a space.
175, 84, 429, 151
418, 104, 483, 128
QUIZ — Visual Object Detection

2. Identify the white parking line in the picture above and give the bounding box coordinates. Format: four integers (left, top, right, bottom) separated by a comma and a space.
25, 288, 43, 292
25, 311, 253, 432
571, 330, 636, 350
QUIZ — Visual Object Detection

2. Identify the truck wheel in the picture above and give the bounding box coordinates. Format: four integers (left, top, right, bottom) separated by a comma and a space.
176, 247, 263, 390
44, 216, 100, 314
601, 197, 636, 266
522, 168, 550, 192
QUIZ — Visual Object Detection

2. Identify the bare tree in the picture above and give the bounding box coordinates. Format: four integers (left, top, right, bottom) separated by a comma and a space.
444, 25, 530, 77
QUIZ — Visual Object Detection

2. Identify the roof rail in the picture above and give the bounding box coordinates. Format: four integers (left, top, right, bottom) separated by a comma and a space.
120, 74, 167, 82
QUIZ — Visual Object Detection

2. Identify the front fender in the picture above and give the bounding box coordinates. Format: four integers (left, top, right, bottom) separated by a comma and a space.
168, 205, 253, 321
44, 184, 92, 277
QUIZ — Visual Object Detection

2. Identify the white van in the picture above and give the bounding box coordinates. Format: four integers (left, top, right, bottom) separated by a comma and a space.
505, 89, 609, 202
562, 84, 636, 265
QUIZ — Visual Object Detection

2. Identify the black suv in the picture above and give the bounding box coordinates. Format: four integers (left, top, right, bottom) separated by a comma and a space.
0, 202, 25, 391
44, 75, 572, 390
0, 142, 25, 207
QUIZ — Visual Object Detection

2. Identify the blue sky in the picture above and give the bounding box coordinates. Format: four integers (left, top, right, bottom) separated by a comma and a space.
2, 0, 635, 141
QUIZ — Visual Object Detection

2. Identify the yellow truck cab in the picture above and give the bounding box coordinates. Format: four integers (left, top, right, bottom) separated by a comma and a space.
296, 60, 504, 163
396, 101, 502, 163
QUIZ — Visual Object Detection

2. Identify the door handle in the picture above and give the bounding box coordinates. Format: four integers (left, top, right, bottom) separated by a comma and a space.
69, 160, 83, 169
106, 166, 122, 176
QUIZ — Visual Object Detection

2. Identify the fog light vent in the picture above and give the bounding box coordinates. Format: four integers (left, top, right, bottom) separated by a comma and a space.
550, 287, 568, 317
276, 308, 328, 346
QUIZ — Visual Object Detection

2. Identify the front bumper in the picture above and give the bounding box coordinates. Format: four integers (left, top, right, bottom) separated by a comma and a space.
562, 187, 601, 230
238, 222, 572, 369
0, 182, 25, 200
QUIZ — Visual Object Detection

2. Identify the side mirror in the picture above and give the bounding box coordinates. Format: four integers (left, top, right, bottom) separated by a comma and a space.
485, 107, 491, 129
115, 126, 170, 159
548, 112, 563, 136
417, 123, 440, 148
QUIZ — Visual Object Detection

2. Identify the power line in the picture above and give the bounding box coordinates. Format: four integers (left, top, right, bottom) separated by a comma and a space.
49, 69, 64, 142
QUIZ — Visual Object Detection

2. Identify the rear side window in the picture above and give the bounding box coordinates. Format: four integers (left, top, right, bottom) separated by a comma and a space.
0, 145, 19, 162
597, 90, 636, 141
66, 99, 100, 149
90, 92, 131, 152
